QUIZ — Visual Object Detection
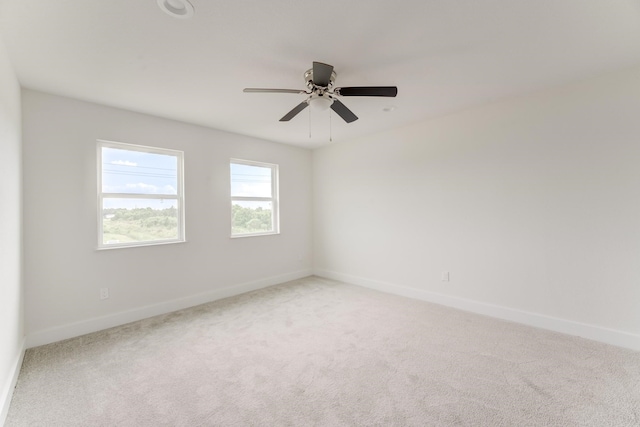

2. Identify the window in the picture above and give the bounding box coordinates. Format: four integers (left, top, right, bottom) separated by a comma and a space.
230, 159, 279, 237
98, 140, 184, 248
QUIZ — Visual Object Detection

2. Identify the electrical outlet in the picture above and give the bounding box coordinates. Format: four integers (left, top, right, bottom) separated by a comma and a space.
100, 287, 109, 300
441, 272, 450, 282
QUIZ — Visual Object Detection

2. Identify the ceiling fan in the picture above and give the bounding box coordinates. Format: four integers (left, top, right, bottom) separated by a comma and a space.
243, 61, 397, 123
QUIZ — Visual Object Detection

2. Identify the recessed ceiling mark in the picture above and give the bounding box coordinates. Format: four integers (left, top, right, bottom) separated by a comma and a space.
157, 0, 194, 19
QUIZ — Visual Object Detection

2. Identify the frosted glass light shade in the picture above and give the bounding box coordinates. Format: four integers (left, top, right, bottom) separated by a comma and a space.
311, 96, 333, 111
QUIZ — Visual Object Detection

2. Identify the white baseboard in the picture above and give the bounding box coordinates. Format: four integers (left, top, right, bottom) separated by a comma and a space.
1, 337, 26, 426
27, 269, 313, 349
314, 269, 640, 352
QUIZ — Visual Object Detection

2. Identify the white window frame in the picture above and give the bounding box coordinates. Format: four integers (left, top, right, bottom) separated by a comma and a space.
230, 158, 279, 238
97, 140, 185, 249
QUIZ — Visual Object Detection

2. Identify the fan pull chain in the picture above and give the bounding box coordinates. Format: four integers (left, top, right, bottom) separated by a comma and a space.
329, 109, 333, 142
308, 106, 312, 139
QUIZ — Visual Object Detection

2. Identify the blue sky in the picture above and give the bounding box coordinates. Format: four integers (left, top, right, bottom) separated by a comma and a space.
102, 147, 178, 195
101, 148, 274, 210
102, 147, 178, 210
230, 162, 272, 198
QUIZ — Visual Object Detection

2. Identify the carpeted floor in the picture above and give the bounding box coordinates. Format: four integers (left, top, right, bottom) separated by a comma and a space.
6, 276, 640, 426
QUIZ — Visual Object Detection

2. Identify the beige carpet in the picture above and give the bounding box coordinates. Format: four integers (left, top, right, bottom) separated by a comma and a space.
6, 276, 640, 426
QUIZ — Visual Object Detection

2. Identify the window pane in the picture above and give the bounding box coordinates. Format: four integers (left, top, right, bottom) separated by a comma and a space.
230, 163, 272, 197
102, 198, 179, 245
232, 200, 273, 235
102, 147, 177, 195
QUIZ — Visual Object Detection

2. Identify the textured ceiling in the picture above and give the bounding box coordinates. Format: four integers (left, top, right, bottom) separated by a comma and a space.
2, 0, 640, 148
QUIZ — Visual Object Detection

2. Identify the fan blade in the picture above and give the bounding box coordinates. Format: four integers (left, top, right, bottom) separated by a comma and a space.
313, 62, 334, 87
279, 101, 309, 122
244, 88, 306, 94
330, 99, 358, 123
335, 86, 398, 97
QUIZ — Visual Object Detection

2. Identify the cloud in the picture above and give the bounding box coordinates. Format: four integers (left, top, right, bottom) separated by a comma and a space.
111, 160, 137, 166
126, 182, 159, 192
122, 183, 177, 195
234, 182, 270, 197
103, 183, 177, 195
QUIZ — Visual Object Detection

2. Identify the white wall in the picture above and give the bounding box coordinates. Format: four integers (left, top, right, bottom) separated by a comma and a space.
18, 64, 640, 353
22, 90, 313, 346
313, 66, 640, 350
0, 33, 24, 422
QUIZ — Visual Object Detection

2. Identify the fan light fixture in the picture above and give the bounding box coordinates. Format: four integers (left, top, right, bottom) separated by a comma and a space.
311, 96, 333, 111
157, 0, 194, 19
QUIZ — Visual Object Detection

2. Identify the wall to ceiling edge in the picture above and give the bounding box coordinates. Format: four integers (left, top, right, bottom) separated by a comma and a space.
21, 89, 313, 348
313, 65, 640, 351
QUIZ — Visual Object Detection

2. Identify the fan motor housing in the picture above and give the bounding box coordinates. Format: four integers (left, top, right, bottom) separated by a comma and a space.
305, 68, 336, 90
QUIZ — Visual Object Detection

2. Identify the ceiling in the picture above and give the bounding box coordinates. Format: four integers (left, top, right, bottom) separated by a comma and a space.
2, 0, 640, 148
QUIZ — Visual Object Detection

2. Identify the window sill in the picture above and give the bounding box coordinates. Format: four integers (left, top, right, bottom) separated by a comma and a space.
96, 239, 186, 251
230, 231, 279, 239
